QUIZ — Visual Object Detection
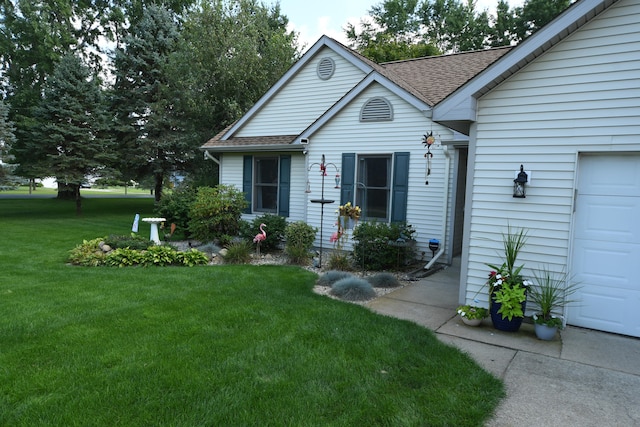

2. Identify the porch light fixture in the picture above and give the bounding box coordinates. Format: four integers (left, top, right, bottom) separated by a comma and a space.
513, 165, 528, 198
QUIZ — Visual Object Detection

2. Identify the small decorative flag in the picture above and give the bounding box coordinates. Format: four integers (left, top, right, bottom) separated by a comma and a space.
132, 213, 140, 233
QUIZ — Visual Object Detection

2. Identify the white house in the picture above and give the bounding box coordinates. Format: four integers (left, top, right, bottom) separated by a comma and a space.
201, 36, 510, 263
433, 0, 640, 337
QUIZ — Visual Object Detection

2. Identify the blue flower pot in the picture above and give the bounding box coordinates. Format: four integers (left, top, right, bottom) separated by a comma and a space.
490, 296, 526, 332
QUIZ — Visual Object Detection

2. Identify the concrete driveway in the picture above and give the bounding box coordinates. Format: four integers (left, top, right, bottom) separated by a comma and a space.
366, 261, 640, 426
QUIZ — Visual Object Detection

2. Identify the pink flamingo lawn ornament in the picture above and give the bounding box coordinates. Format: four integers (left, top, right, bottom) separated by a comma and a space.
253, 223, 267, 255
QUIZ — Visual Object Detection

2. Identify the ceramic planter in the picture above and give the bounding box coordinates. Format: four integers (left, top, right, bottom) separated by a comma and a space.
461, 317, 483, 326
534, 323, 558, 340
490, 297, 526, 332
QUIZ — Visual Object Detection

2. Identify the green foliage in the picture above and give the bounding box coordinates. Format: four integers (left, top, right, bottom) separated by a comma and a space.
492, 282, 527, 321
177, 249, 210, 266
143, 245, 177, 266
456, 305, 488, 320
284, 221, 317, 264
222, 240, 253, 264
188, 185, 248, 242
316, 270, 353, 287
111, 3, 185, 202
154, 184, 198, 237
529, 267, 580, 327
68, 237, 106, 267
240, 214, 287, 252
346, 0, 569, 60
326, 251, 352, 271
105, 247, 146, 267
330, 277, 377, 301
164, 0, 300, 147
33, 53, 113, 205
69, 235, 207, 267
105, 234, 153, 251
352, 222, 416, 271
367, 272, 401, 288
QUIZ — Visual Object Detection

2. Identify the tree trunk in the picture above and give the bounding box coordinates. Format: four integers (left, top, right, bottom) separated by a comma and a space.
57, 182, 82, 215
154, 172, 163, 203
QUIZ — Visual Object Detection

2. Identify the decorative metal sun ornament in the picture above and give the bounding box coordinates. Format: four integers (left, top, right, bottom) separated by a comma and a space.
422, 132, 436, 185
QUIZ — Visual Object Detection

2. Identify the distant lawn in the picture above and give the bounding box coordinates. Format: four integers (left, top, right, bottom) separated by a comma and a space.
0, 185, 153, 197
0, 198, 504, 426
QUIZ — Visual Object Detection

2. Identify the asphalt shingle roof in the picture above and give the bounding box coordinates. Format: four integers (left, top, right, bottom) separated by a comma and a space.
203, 40, 513, 150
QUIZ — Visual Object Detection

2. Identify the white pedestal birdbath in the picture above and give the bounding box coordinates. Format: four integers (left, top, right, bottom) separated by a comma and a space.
141, 217, 166, 244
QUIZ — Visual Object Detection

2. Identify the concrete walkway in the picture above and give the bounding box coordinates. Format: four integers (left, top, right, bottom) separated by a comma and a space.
366, 260, 640, 426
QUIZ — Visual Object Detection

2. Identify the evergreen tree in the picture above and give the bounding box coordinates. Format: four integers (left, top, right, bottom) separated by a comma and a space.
111, 4, 185, 202
33, 53, 113, 213
0, 100, 17, 186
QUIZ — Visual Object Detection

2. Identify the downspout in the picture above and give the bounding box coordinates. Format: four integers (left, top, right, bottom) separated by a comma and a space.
203, 150, 220, 165
424, 144, 451, 270
203, 150, 221, 183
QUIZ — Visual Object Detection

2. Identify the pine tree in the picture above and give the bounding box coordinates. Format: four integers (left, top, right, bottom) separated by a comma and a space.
34, 53, 113, 213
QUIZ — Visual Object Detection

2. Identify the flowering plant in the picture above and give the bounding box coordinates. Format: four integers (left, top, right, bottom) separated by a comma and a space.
487, 263, 531, 321
338, 202, 361, 220
457, 304, 488, 320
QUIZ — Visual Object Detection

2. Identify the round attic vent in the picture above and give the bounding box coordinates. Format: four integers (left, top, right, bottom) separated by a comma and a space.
317, 57, 335, 80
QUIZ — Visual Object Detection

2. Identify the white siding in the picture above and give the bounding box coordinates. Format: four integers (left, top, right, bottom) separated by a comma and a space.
464, 0, 640, 305
304, 83, 455, 256
236, 48, 367, 137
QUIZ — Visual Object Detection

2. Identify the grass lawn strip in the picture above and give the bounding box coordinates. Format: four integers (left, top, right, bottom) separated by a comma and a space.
0, 198, 504, 425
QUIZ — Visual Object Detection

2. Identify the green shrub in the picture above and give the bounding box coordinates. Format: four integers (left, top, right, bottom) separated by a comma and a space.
188, 185, 248, 243
222, 240, 253, 264
105, 234, 152, 251
284, 221, 317, 264
154, 184, 198, 238
317, 270, 353, 287
352, 222, 416, 271
143, 245, 177, 266
177, 249, 210, 266
68, 237, 106, 266
367, 272, 401, 288
330, 277, 376, 301
239, 214, 287, 252
105, 247, 146, 267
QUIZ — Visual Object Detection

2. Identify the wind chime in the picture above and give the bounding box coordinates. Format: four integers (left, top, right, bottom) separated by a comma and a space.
422, 131, 436, 185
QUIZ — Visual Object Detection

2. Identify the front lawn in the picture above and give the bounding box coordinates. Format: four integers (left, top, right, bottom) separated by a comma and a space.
0, 198, 504, 425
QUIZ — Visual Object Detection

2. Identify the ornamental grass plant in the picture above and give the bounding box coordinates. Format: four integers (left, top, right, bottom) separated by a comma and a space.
0, 197, 504, 425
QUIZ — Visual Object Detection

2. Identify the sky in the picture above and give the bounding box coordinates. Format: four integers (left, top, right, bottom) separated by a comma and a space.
277, 0, 524, 51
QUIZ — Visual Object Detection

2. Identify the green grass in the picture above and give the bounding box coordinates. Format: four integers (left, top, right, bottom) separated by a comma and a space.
1, 185, 152, 196
0, 198, 504, 426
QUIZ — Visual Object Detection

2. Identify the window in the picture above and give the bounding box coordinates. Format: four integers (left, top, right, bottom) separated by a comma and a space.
357, 155, 391, 220
243, 155, 291, 216
254, 157, 279, 212
341, 152, 409, 223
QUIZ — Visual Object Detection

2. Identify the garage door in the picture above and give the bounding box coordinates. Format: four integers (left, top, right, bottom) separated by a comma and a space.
569, 154, 640, 337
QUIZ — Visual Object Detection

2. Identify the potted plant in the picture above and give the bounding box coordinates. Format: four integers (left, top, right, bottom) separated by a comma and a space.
528, 267, 580, 340
456, 304, 488, 326
487, 226, 530, 332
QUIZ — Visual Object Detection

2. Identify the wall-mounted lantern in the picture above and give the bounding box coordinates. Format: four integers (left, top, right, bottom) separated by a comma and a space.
513, 165, 528, 198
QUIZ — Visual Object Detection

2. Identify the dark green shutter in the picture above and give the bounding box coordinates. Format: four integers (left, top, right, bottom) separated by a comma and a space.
242, 155, 252, 214
391, 152, 410, 222
340, 153, 356, 205
278, 155, 291, 217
